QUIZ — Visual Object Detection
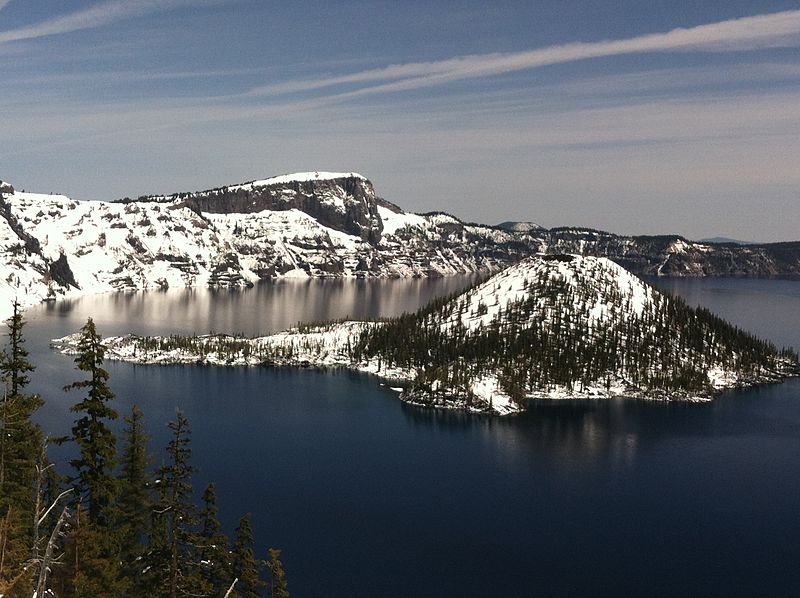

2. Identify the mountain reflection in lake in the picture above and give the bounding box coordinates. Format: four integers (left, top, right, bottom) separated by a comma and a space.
30, 275, 480, 338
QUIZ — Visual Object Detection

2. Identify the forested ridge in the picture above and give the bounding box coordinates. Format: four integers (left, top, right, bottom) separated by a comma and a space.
0, 302, 289, 597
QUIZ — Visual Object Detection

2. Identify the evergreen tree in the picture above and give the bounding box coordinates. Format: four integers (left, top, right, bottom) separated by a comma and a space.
59, 319, 125, 595
63, 505, 126, 598
64, 318, 119, 526
232, 513, 265, 598
265, 548, 289, 598
148, 410, 203, 598
140, 473, 170, 596
0, 300, 44, 593
1, 299, 36, 397
197, 482, 232, 593
0, 299, 42, 500
118, 404, 153, 591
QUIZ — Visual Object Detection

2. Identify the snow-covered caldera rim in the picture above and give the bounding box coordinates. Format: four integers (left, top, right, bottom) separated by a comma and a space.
228, 171, 368, 192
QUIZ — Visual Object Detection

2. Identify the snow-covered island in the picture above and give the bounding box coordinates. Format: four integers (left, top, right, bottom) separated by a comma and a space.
52, 255, 800, 417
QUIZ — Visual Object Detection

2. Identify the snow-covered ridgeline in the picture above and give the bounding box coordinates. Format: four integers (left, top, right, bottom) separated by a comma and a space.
4, 171, 799, 323
228, 171, 367, 192
0, 191, 245, 317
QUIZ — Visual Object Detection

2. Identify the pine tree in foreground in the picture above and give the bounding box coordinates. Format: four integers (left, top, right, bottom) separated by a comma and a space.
0, 299, 44, 594
64, 504, 127, 597
198, 482, 233, 593
64, 318, 119, 526
232, 513, 265, 598
147, 410, 205, 598
60, 318, 125, 595
0, 308, 283, 596
118, 404, 153, 592
266, 548, 289, 597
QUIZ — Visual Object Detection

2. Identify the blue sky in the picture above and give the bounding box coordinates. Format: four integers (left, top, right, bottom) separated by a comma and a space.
1, 1, 799, 241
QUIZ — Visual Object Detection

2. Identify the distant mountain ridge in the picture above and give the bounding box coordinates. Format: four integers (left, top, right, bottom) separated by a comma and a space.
1, 172, 799, 318
497, 221, 543, 233
697, 237, 759, 245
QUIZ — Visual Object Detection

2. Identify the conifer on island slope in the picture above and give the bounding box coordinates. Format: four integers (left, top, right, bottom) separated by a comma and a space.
354, 255, 799, 411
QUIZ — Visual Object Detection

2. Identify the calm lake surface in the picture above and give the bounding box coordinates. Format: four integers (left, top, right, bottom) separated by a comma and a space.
22, 276, 800, 597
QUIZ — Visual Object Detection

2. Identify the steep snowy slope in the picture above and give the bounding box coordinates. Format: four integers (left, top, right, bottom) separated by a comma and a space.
9, 191, 238, 291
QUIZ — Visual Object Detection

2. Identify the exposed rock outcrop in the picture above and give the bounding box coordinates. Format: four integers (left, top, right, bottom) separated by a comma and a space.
148, 172, 384, 244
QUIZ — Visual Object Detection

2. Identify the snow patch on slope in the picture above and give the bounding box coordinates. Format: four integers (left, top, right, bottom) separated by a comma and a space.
377, 205, 426, 236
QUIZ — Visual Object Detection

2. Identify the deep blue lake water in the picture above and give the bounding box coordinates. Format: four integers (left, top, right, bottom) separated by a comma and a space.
21, 276, 800, 597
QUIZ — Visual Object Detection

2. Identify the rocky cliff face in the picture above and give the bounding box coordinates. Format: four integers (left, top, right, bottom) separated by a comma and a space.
144, 172, 384, 244
0, 172, 798, 319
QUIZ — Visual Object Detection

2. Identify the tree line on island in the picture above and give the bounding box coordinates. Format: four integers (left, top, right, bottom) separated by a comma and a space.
352, 259, 798, 404
91, 257, 799, 412
0, 301, 289, 597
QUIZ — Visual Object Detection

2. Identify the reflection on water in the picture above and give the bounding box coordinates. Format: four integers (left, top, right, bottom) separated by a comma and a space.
29, 275, 480, 338
400, 399, 718, 472
29, 275, 798, 347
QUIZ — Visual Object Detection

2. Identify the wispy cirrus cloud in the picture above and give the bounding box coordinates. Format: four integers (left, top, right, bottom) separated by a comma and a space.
6, 66, 268, 87
248, 10, 800, 99
5, 83, 799, 240
0, 0, 222, 44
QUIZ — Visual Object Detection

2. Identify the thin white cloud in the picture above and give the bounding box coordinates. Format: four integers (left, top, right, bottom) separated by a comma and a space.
248, 10, 800, 99
0, 0, 219, 44
6, 67, 267, 87
8, 76, 800, 163
0, 1, 12, 13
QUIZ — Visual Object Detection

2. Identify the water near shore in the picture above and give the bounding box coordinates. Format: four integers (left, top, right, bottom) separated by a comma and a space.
22, 276, 800, 597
